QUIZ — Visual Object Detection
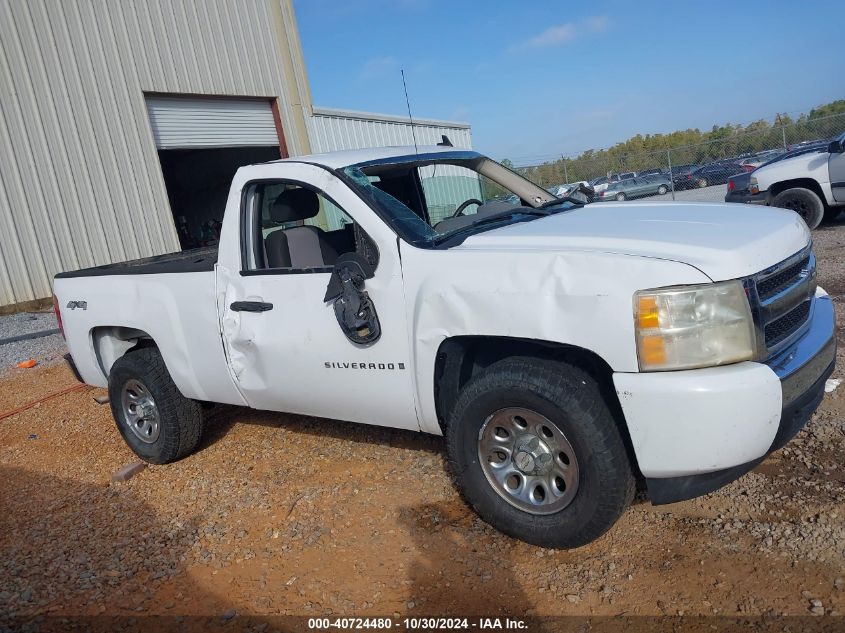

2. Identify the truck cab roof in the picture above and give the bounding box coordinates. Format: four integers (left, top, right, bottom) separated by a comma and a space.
268, 144, 475, 169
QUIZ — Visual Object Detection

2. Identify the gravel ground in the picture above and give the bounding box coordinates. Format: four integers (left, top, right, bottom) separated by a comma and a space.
665, 183, 728, 203
0, 311, 66, 374
1, 220, 844, 628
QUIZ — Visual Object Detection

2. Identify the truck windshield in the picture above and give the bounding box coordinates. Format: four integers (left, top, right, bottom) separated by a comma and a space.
342, 155, 583, 247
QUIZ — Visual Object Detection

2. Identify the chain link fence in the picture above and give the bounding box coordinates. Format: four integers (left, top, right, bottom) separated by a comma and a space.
511, 111, 845, 203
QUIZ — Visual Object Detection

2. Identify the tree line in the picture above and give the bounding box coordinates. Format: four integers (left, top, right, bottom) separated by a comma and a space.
508, 99, 845, 188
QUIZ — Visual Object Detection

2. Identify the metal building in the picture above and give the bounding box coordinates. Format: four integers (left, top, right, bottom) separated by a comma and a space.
308, 107, 472, 154
0, 0, 471, 312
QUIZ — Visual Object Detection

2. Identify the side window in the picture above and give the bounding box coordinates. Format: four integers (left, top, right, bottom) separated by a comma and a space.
242, 181, 377, 272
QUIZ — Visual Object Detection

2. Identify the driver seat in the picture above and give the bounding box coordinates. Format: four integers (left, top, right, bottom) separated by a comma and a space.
265, 188, 338, 268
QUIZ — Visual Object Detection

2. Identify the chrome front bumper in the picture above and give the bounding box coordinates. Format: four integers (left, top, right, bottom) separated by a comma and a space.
765, 293, 836, 451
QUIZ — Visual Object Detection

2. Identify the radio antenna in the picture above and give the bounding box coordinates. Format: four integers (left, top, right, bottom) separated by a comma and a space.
401, 69, 419, 155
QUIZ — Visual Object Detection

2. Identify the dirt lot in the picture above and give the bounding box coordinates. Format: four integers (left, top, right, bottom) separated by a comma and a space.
2, 220, 845, 630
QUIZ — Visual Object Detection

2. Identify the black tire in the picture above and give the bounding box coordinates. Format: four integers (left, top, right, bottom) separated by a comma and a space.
446, 357, 635, 549
697, 178, 708, 188
615, 192, 626, 201
822, 205, 841, 224
657, 185, 668, 195
772, 187, 824, 230
108, 348, 204, 464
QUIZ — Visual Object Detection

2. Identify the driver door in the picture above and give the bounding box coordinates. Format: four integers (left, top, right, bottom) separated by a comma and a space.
216, 163, 419, 431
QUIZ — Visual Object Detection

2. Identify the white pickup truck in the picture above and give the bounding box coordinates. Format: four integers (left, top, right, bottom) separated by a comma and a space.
54, 145, 835, 549
726, 131, 845, 229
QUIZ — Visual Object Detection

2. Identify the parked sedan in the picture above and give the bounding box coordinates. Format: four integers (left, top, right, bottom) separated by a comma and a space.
669, 164, 699, 189
739, 150, 784, 171
596, 175, 671, 201
590, 173, 635, 194
684, 162, 745, 188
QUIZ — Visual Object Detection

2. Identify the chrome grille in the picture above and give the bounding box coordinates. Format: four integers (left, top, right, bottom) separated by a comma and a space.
764, 300, 811, 347
756, 255, 811, 301
749, 245, 816, 355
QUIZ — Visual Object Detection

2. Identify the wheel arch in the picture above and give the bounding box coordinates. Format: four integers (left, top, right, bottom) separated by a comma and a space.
769, 178, 825, 202
90, 325, 159, 382
433, 335, 640, 475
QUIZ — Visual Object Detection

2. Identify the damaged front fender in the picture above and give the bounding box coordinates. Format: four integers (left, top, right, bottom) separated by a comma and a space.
399, 244, 711, 434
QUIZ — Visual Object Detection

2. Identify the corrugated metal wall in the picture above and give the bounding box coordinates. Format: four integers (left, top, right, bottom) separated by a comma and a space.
0, 0, 310, 308
308, 107, 475, 229
308, 107, 472, 154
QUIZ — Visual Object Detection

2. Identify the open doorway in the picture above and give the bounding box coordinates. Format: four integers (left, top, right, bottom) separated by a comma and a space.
158, 146, 281, 249
146, 95, 286, 250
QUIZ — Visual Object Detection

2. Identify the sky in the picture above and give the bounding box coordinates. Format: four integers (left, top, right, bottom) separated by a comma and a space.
293, 0, 845, 164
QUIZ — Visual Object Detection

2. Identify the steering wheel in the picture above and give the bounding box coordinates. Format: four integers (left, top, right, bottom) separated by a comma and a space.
451, 198, 483, 217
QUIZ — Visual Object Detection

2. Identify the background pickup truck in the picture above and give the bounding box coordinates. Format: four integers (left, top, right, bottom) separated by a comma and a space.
54, 145, 835, 549
726, 131, 845, 229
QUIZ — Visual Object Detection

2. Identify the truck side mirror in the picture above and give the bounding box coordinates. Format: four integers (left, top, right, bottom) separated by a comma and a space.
323, 253, 381, 345
828, 140, 844, 154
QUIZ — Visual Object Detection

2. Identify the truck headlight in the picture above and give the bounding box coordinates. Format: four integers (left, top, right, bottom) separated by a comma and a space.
634, 280, 755, 371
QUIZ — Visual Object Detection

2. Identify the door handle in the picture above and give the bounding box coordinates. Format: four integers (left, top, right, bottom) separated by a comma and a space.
230, 301, 273, 313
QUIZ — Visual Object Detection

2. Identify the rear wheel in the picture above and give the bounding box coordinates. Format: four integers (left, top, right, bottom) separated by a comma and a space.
697, 178, 708, 188
772, 187, 824, 230
446, 358, 635, 549
108, 348, 204, 464
615, 192, 626, 201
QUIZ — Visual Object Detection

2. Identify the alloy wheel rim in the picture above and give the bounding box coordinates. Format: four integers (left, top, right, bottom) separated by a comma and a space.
477, 407, 579, 515
121, 379, 160, 443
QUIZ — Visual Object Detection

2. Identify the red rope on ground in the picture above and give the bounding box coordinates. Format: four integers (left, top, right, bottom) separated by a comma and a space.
0, 383, 89, 422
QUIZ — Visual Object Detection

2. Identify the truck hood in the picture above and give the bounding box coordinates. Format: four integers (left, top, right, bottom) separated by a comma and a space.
754, 150, 830, 187
456, 201, 810, 281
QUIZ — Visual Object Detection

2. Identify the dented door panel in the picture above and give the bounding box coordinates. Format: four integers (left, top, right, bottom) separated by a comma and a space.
215, 162, 420, 431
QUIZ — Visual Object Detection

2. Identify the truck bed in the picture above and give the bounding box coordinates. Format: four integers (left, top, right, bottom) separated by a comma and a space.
54, 247, 218, 279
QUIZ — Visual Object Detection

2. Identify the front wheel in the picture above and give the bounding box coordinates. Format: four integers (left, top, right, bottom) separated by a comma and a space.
822, 206, 841, 224
772, 187, 824, 230
657, 185, 668, 195
446, 358, 635, 549
108, 348, 204, 464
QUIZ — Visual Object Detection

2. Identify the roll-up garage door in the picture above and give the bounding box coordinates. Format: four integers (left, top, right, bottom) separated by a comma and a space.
146, 96, 279, 149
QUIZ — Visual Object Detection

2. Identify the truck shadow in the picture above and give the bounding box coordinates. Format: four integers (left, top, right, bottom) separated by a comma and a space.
200, 404, 652, 507
200, 404, 445, 456
397, 502, 547, 627
814, 211, 845, 231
